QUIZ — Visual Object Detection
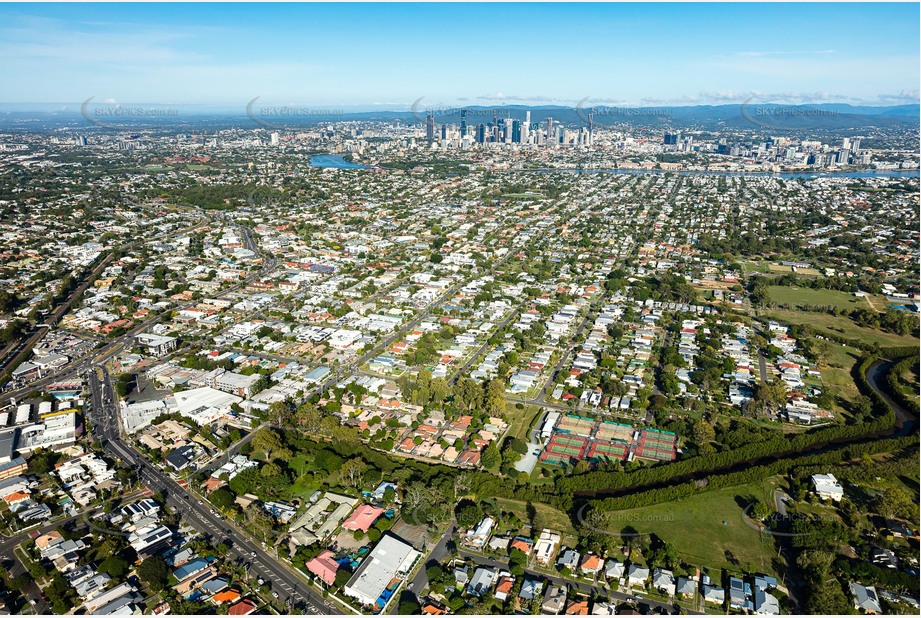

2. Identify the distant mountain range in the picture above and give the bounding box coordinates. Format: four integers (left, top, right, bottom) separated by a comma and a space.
0, 102, 916, 132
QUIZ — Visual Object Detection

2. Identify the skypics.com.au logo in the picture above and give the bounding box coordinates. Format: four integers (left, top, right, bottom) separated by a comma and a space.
81, 97, 179, 128
246, 97, 344, 130
740, 95, 840, 131
575, 97, 672, 127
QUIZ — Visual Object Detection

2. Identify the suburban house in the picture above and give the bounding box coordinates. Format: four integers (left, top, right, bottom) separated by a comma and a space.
604, 560, 625, 580
464, 516, 495, 548
652, 568, 676, 595
542, 584, 568, 614
850, 582, 882, 614
580, 554, 603, 576
556, 548, 580, 571
626, 564, 650, 587
534, 529, 561, 566
702, 583, 726, 604
811, 473, 844, 501
466, 567, 497, 597
675, 576, 697, 598
306, 550, 340, 586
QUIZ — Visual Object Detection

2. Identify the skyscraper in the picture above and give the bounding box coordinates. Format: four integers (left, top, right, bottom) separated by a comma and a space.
460, 109, 467, 137
511, 120, 521, 143
425, 114, 435, 142
475, 123, 486, 143
546, 117, 553, 141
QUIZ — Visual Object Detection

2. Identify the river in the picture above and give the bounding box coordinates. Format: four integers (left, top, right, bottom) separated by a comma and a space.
308, 154, 368, 169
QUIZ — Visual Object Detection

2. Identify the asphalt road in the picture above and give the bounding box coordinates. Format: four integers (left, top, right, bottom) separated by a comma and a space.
397, 523, 457, 613
458, 549, 691, 615
89, 368, 335, 615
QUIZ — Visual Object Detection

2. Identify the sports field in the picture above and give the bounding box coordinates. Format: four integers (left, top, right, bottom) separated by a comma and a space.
765, 285, 883, 311
765, 309, 918, 348
600, 480, 781, 576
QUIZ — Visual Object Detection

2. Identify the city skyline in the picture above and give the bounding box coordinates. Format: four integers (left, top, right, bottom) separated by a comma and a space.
0, 2, 918, 108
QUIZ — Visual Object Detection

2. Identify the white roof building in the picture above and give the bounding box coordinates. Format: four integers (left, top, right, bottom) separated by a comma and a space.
812, 473, 844, 501
173, 387, 242, 426
344, 534, 420, 608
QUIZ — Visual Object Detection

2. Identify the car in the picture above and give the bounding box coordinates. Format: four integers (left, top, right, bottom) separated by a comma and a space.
251, 551, 257, 557
257, 578, 265, 586
272, 592, 279, 599
198, 500, 203, 505
210, 509, 215, 514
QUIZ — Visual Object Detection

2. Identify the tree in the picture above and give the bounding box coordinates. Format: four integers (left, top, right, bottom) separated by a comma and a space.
426, 564, 444, 584
399, 599, 422, 615
296, 402, 322, 433
209, 487, 236, 510
506, 438, 529, 455
341, 458, 367, 489
252, 428, 285, 461
430, 377, 451, 405
481, 442, 501, 470
334, 569, 351, 588
268, 401, 292, 426
98, 555, 130, 579
751, 380, 787, 416
314, 449, 344, 473
455, 378, 483, 411
485, 379, 507, 416
382, 487, 396, 505
690, 419, 715, 446
261, 462, 282, 478
137, 556, 169, 592
455, 499, 482, 528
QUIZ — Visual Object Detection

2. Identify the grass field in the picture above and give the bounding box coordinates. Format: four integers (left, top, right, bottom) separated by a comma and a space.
766, 263, 821, 276
765, 285, 881, 311
895, 359, 920, 406
765, 309, 919, 348
816, 342, 862, 408
600, 479, 782, 576
506, 404, 542, 443
491, 496, 578, 541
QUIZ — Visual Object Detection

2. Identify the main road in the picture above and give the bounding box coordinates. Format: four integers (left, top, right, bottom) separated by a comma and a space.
88, 367, 336, 615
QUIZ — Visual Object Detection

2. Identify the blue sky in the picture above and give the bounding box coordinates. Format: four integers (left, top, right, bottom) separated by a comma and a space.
1, 2, 918, 108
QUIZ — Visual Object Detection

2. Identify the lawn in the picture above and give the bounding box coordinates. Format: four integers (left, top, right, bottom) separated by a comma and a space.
765, 285, 878, 311
599, 479, 782, 577
895, 359, 920, 406
766, 264, 821, 276
765, 309, 919, 348
816, 342, 862, 408
506, 404, 542, 443
491, 496, 578, 541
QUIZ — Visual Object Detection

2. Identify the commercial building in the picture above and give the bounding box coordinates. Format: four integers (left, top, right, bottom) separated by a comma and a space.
136, 333, 178, 356
173, 387, 242, 425
343, 533, 420, 608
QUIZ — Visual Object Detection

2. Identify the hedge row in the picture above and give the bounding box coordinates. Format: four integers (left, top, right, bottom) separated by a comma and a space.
590, 434, 919, 512
885, 355, 920, 416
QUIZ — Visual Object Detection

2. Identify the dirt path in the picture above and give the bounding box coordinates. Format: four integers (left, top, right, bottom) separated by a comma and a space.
864, 294, 883, 313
